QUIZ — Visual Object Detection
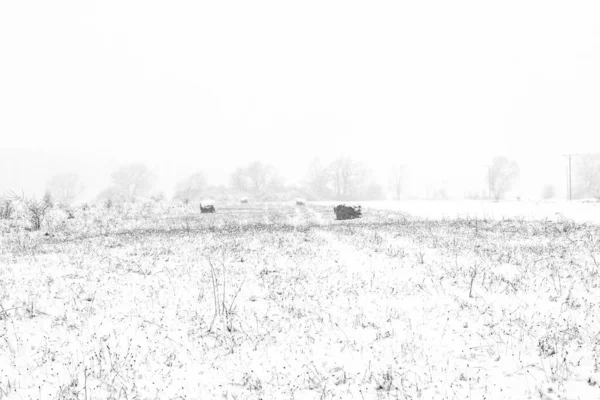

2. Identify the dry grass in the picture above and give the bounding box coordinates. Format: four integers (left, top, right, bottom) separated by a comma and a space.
0, 202, 599, 399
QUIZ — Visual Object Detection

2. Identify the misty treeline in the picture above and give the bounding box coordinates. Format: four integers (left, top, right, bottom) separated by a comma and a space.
92, 157, 391, 205
27, 156, 396, 206
573, 154, 600, 200
7, 154, 600, 207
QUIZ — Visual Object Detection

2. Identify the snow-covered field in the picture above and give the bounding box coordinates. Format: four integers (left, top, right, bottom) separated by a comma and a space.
1, 201, 600, 399
317, 199, 600, 224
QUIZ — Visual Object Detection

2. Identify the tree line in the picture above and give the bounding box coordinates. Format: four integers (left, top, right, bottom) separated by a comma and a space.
37, 154, 600, 205
42, 156, 396, 205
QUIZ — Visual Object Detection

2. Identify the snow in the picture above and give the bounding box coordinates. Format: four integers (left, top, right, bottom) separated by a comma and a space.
316, 199, 600, 224
0, 200, 599, 398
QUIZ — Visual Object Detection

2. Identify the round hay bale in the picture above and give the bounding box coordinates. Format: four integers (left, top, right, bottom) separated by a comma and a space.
200, 203, 216, 213
333, 204, 362, 220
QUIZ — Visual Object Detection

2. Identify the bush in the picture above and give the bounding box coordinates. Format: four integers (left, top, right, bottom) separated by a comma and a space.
0, 200, 14, 220
296, 198, 306, 206
25, 197, 51, 231
43, 190, 54, 209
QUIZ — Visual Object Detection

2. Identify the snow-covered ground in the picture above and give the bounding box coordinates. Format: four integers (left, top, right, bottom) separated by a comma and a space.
316, 199, 600, 224
0, 202, 599, 399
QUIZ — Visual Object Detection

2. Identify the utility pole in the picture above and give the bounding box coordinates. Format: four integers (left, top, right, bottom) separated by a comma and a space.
563, 154, 575, 201
488, 165, 491, 199
569, 155, 572, 201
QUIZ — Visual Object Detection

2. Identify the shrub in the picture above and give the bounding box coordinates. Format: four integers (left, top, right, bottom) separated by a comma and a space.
25, 197, 51, 231
0, 200, 14, 220
296, 198, 306, 206
241, 197, 249, 204
42, 190, 54, 209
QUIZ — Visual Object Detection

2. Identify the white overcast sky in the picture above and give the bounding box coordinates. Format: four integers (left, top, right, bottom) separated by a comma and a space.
1, 1, 599, 197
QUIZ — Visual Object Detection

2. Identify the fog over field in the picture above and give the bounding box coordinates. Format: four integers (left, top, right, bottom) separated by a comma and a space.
0, 148, 571, 202
2, 1, 600, 203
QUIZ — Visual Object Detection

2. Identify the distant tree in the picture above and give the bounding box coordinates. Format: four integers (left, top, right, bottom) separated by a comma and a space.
230, 161, 282, 193
174, 172, 207, 204
431, 188, 448, 200
540, 184, 556, 200
328, 157, 366, 199
464, 190, 482, 200
97, 186, 124, 204
389, 164, 408, 200
305, 157, 331, 199
110, 163, 156, 202
230, 167, 249, 191
576, 154, 600, 200
42, 190, 54, 209
488, 156, 520, 201
245, 161, 275, 191
47, 172, 83, 205
361, 181, 386, 200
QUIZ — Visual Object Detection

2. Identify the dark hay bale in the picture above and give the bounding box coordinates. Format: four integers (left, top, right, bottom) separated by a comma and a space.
333, 204, 362, 220
200, 204, 216, 213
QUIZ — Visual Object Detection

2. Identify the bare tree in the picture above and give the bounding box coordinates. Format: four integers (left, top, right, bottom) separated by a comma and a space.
7, 191, 50, 231
305, 157, 331, 199
576, 154, 600, 200
328, 157, 366, 200
230, 161, 282, 193
42, 190, 54, 209
389, 164, 408, 200
488, 156, 519, 201
230, 167, 249, 191
27, 197, 51, 230
110, 163, 156, 202
47, 172, 84, 205
174, 172, 207, 204
245, 161, 274, 191
361, 181, 386, 200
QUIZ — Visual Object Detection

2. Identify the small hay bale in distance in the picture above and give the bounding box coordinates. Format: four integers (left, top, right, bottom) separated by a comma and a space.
240, 197, 249, 204
296, 198, 306, 206
333, 204, 362, 220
